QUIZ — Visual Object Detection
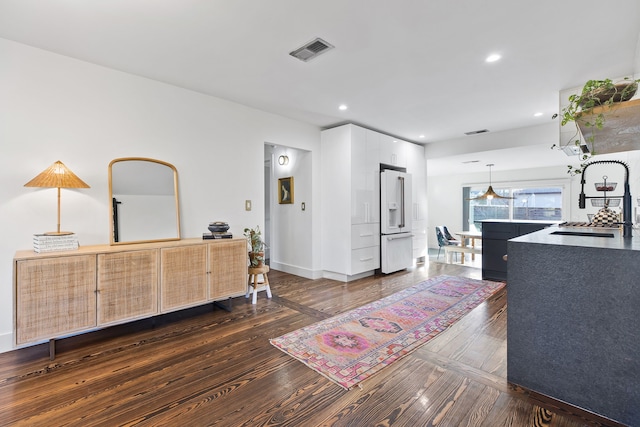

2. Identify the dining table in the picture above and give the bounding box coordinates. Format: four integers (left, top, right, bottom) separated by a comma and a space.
454, 230, 482, 265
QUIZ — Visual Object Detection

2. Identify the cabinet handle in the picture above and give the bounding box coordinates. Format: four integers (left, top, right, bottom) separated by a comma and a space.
399, 176, 405, 228
387, 234, 413, 241
359, 232, 373, 237
360, 256, 373, 262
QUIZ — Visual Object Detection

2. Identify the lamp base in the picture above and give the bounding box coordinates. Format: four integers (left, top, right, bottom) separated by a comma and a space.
44, 231, 75, 236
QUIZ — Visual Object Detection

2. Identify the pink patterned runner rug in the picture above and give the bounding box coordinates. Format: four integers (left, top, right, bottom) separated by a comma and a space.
270, 275, 504, 390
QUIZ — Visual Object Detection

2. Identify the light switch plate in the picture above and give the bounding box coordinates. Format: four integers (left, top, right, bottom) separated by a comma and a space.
245, 200, 252, 211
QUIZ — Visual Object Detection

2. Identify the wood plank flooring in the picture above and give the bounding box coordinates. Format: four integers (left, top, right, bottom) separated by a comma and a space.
0, 262, 618, 426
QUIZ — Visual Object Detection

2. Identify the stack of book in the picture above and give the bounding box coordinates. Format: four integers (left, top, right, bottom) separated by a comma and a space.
202, 232, 233, 240
33, 234, 79, 253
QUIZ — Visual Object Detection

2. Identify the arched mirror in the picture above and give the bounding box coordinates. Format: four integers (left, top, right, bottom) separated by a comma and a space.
108, 157, 181, 245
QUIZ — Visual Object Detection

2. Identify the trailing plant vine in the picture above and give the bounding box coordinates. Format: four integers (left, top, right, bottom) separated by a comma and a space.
552, 77, 639, 175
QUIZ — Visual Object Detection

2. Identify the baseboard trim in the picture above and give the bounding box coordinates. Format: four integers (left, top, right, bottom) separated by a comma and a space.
322, 270, 374, 282
0, 331, 15, 354
268, 262, 322, 280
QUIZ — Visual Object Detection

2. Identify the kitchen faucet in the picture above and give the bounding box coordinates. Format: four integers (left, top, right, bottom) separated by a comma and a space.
579, 160, 633, 238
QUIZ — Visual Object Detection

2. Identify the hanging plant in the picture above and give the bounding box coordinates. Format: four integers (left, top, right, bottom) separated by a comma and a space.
552, 77, 639, 175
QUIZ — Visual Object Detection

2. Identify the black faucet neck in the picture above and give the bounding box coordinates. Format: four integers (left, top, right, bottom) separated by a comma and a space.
580, 160, 633, 238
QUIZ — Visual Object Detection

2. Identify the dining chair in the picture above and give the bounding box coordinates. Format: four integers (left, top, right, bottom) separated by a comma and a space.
442, 226, 460, 244
435, 226, 460, 261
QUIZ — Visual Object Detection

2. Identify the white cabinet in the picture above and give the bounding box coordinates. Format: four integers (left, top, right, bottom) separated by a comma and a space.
406, 143, 428, 259
350, 125, 368, 224
363, 129, 381, 224
321, 124, 380, 280
321, 124, 427, 280
351, 223, 380, 249
380, 134, 408, 168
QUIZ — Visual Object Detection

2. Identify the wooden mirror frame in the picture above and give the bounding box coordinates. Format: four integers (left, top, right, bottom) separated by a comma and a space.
108, 157, 181, 245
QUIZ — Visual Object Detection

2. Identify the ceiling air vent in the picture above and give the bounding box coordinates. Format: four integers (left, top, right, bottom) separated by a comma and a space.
464, 129, 490, 136
290, 38, 334, 62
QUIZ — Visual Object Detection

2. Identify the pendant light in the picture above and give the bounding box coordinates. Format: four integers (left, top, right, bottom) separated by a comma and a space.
468, 164, 514, 200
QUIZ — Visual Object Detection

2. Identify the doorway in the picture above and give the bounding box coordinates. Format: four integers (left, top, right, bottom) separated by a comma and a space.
264, 153, 271, 264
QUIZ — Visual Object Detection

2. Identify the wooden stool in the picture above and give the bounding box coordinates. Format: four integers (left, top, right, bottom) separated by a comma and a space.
246, 265, 272, 304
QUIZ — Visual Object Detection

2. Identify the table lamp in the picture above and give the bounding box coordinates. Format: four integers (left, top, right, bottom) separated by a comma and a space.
24, 160, 90, 235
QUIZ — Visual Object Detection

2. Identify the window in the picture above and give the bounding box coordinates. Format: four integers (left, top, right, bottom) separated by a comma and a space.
463, 185, 564, 230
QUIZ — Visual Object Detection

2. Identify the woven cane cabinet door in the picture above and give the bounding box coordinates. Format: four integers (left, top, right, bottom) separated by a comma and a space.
160, 244, 208, 312
97, 249, 159, 325
15, 255, 97, 345
208, 239, 247, 299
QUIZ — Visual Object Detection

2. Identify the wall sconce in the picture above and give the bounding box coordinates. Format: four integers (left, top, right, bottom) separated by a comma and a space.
278, 155, 289, 166
24, 160, 90, 235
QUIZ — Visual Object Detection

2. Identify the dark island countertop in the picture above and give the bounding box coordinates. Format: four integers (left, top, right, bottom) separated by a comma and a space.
506, 225, 640, 426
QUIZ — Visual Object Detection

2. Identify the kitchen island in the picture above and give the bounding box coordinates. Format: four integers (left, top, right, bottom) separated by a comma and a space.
507, 226, 640, 426
481, 220, 556, 281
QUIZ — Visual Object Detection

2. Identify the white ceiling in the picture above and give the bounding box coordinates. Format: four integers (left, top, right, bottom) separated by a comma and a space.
1, 0, 639, 173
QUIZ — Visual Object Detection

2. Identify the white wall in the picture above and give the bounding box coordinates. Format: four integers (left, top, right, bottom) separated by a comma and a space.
0, 38, 322, 353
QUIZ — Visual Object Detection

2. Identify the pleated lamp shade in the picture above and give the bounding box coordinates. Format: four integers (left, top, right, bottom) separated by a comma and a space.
24, 160, 90, 189
25, 160, 90, 235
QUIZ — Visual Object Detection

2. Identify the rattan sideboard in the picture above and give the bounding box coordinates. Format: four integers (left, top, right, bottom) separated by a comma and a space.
14, 237, 247, 358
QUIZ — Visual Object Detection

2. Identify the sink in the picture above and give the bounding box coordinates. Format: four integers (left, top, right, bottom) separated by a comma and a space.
551, 230, 615, 238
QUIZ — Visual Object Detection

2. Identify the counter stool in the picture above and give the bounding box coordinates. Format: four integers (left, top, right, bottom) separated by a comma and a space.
246, 265, 272, 304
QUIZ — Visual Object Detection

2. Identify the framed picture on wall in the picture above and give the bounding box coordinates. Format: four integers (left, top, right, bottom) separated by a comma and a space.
278, 176, 294, 204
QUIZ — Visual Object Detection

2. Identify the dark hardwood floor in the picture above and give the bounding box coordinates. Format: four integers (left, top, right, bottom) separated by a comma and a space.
0, 262, 616, 426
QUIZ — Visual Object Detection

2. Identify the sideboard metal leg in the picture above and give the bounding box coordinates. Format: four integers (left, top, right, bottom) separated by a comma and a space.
213, 298, 232, 312
49, 338, 56, 361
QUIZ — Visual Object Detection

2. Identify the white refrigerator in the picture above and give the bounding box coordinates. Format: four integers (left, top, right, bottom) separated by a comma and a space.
380, 169, 413, 273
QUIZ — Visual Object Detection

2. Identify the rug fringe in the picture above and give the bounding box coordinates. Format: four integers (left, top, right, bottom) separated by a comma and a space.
269, 339, 351, 390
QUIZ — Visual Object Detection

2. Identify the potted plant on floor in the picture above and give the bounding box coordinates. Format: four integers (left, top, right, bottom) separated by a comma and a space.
244, 226, 266, 267
554, 77, 639, 174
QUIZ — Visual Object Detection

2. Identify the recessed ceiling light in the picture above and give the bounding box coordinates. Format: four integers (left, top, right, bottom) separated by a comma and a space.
534, 112, 543, 117
338, 104, 348, 111
485, 54, 501, 63
419, 134, 425, 139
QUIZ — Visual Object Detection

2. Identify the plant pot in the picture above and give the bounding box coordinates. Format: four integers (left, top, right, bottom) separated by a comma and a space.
581, 81, 638, 107
249, 251, 265, 268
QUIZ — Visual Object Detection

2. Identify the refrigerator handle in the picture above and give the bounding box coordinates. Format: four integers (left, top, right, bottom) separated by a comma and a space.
399, 176, 405, 228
